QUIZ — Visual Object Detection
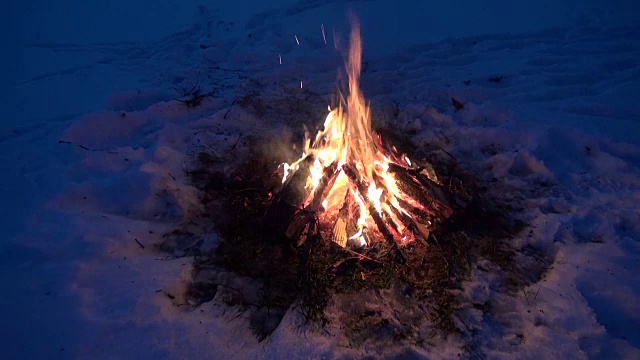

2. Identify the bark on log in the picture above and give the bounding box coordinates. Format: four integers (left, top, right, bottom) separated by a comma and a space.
388, 163, 454, 218
331, 191, 351, 247
396, 197, 435, 223
297, 216, 318, 290
264, 156, 314, 236
408, 220, 431, 243
280, 156, 315, 206
285, 212, 314, 245
284, 162, 340, 245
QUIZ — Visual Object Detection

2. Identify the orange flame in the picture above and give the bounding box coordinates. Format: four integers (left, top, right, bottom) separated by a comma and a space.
282, 20, 421, 246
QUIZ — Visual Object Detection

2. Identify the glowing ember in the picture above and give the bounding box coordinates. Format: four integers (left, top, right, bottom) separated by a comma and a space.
279, 20, 445, 248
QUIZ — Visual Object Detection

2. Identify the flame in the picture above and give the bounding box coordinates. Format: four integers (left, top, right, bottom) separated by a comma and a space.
280, 20, 428, 247
281, 163, 298, 184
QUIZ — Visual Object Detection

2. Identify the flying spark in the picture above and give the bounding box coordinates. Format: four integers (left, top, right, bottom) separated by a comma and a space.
295, 35, 300, 45
321, 23, 327, 45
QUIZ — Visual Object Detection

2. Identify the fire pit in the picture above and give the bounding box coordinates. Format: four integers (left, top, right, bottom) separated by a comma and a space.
178, 20, 523, 345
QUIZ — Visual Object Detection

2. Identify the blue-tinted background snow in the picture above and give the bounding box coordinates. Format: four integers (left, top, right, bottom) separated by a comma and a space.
2, 0, 639, 358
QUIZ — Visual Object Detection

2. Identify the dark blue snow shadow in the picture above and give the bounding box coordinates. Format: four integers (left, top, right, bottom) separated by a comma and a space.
0, 212, 98, 357
104, 88, 174, 112
576, 274, 640, 348
531, 127, 591, 182
571, 209, 610, 244
600, 140, 640, 169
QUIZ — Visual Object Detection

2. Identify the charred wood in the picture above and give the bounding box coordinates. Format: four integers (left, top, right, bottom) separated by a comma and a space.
264, 156, 314, 236
279, 155, 314, 206
388, 163, 454, 218
396, 197, 434, 223
285, 211, 314, 245
285, 162, 340, 246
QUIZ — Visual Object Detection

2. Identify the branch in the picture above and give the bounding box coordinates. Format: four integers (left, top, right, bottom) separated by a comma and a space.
343, 164, 405, 262
224, 98, 237, 119
58, 140, 119, 154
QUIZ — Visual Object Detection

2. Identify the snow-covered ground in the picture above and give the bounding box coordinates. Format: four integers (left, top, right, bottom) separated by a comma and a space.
3, 0, 640, 358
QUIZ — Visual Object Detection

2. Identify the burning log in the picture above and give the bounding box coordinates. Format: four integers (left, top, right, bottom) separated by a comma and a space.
280, 156, 315, 206
413, 173, 455, 216
409, 221, 431, 243
264, 156, 314, 236
285, 212, 314, 245
285, 162, 339, 245
306, 162, 339, 212
380, 191, 432, 243
395, 197, 435, 223
388, 163, 454, 218
343, 165, 405, 261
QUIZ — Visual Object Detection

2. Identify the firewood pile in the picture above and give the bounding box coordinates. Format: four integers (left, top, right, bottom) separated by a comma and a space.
265, 147, 463, 262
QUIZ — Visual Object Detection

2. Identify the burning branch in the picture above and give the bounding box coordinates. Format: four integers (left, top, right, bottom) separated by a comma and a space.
284, 162, 338, 245
343, 165, 405, 261
388, 163, 454, 219
264, 156, 314, 236
306, 162, 339, 212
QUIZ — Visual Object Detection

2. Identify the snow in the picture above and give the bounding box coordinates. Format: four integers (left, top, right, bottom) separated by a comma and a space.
3, 0, 640, 358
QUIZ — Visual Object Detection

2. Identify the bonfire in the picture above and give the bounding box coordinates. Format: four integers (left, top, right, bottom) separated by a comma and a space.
183, 20, 484, 340
266, 21, 456, 259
